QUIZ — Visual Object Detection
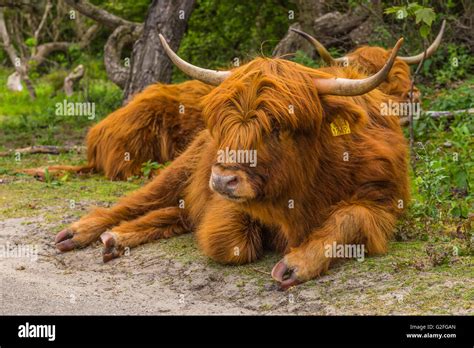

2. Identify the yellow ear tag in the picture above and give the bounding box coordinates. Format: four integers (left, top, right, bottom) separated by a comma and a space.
330, 117, 351, 136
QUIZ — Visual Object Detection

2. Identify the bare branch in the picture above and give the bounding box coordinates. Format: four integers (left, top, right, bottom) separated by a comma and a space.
63, 0, 141, 30
33, 0, 52, 42
0, 0, 36, 9
79, 23, 100, 48
0, 9, 36, 98
29, 23, 99, 65
104, 24, 142, 88
0, 9, 17, 63
31, 42, 71, 65
64, 64, 84, 96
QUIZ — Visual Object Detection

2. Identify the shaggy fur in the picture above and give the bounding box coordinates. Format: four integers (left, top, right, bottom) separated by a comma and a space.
24, 80, 212, 180
343, 46, 418, 101
56, 58, 410, 288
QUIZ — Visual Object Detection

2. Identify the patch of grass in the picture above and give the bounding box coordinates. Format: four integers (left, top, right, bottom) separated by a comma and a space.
395, 79, 474, 251
0, 66, 122, 149
300, 241, 473, 314
0, 153, 141, 220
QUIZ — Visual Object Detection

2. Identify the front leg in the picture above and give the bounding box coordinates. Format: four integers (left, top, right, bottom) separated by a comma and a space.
100, 207, 190, 262
55, 133, 207, 252
272, 202, 396, 289
55, 167, 185, 252
196, 198, 264, 265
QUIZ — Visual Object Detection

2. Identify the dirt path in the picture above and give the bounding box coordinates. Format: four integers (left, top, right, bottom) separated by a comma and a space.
0, 217, 311, 315
0, 217, 257, 315
1, 215, 472, 315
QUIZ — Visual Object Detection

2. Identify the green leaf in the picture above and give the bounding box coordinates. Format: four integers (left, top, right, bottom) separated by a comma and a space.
415, 8, 436, 26
407, 3, 422, 13
397, 8, 408, 20
44, 168, 51, 184
384, 6, 407, 20
419, 24, 431, 38
384, 6, 401, 14
450, 205, 460, 217
59, 173, 70, 182
24, 37, 37, 47
453, 170, 468, 189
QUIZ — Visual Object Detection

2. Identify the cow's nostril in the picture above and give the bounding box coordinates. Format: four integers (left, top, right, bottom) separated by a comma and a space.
211, 173, 239, 194
226, 177, 238, 188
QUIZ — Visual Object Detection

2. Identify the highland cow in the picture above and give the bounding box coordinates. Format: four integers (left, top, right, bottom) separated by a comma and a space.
292, 20, 445, 106
24, 80, 212, 180
55, 35, 410, 289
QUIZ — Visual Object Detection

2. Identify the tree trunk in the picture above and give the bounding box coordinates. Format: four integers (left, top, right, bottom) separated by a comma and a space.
272, 0, 374, 59
0, 9, 36, 98
64, 64, 85, 96
123, 0, 196, 103
104, 24, 142, 89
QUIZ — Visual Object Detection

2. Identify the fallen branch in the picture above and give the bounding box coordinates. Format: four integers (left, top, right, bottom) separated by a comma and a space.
399, 108, 474, 126
425, 108, 474, 118
0, 145, 86, 157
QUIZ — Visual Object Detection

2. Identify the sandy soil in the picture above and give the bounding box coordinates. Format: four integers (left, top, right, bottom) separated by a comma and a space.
1, 215, 472, 315
0, 217, 302, 315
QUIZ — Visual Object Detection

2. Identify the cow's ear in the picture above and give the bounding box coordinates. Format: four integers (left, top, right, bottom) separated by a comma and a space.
320, 95, 369, 132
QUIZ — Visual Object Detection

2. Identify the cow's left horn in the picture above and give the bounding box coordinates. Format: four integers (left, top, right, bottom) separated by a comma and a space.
290, 28, 337, 65
159, 34, 231, 86
314, 38, 404, 96
291, 28, 348, 66
398, 20, 446, 65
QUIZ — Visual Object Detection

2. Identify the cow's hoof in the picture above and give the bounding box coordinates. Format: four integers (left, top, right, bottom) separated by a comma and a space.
55, 229, 76, 252
271, 259, 301, 290
100, 232, 120, 263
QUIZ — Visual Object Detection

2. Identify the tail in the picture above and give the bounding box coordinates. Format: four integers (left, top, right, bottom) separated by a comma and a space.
19, 164, 94, 179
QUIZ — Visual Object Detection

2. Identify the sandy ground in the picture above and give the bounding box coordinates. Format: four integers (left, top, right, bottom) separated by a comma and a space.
1, 215, 472, 315
0, 217, 307, 315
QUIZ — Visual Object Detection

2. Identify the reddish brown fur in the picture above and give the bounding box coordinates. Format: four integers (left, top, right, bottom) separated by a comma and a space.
24, 80, 212, 180
56, 58, 410, 288
345, 46, 419, 102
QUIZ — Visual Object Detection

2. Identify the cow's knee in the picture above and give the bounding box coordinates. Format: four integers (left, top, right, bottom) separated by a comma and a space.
197, 220, 263, 265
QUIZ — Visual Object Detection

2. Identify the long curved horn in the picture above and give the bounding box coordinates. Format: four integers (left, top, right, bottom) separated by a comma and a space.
158, 34, 231, 86
314, 38, 404, 96
291, 28, 350, 66
398, 20, 446, 65
290, 28, 337, 65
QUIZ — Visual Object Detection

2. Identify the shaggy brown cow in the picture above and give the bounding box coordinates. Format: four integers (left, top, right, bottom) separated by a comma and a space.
24, 80, 212, 180
55, 35, 409, 289
292, 20, 446, 104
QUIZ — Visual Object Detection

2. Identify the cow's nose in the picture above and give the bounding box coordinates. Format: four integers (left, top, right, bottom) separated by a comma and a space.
211, 172, 239, 194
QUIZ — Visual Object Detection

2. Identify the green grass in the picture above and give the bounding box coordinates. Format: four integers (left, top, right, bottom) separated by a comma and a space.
0, 66, 122, 150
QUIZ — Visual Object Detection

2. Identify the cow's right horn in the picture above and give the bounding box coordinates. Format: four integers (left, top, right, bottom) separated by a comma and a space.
314, 38, 404, 96
159, 34, 231, 86
398, 20, 446, 65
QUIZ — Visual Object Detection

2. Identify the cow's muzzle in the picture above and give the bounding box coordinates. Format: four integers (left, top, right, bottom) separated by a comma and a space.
209, 165, 253, 202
